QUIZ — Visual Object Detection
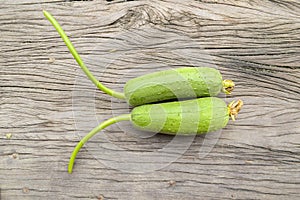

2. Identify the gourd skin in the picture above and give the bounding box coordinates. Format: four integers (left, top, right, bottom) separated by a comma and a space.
131, 97, 229, 135
124, 67, 223, 106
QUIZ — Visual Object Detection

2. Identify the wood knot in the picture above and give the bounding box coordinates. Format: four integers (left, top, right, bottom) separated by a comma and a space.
117, 5, 170, 29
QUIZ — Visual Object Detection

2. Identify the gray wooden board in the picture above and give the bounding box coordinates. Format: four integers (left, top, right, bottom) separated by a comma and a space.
0, 0, 299, 199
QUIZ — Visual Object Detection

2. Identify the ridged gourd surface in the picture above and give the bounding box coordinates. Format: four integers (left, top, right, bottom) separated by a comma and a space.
131, 97, 229, 135
124, 67, 223, 106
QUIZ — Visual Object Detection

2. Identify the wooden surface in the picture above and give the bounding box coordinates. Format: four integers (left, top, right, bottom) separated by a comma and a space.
1, 0, 299, 199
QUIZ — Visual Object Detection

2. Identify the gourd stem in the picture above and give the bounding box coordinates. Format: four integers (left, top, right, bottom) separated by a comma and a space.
43, 10, 125, 100
68, 114, 131, 173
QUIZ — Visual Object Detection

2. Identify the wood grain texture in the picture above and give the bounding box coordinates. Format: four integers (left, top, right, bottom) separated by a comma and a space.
1, 0, 299, 199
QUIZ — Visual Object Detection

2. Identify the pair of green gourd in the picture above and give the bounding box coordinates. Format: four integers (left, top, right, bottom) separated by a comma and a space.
44, 11, 243, 173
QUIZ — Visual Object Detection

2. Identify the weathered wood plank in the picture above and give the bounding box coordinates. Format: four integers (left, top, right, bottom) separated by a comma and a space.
0, 0, 299, 199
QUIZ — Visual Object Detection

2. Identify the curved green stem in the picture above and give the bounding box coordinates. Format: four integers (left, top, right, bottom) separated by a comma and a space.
43, 10, 126, 99
68, 114, 131, 173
